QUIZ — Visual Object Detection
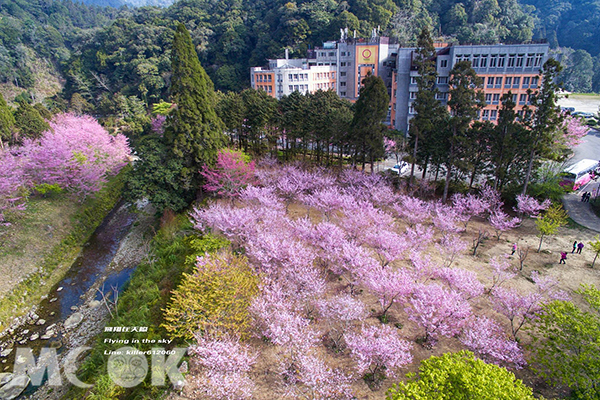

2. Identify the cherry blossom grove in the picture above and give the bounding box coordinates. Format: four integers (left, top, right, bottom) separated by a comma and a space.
190, 162, 560, 398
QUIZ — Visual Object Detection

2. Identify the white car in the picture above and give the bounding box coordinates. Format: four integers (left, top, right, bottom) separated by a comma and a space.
389, 162, 409, 175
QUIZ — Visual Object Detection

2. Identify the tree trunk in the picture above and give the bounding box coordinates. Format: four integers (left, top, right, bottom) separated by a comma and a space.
537, 234, 544, 253
442, 164, 452, 203
522, 147, 536, 195
593, 252, 598, 268
410, 130, 418, 186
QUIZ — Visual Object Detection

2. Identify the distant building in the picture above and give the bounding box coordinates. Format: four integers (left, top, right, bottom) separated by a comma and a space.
250, 34, 549, 134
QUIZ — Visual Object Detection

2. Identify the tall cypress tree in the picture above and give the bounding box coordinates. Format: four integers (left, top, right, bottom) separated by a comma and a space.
166, 23, 226, 174
443, 61, 485, 202
521, 58, 563, 195
0, 93, 15, 147
410, 27, 448, 184
351, 74, 389, 172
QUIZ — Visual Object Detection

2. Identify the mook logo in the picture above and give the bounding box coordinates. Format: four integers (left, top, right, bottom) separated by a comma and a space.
12, 346, 187, 388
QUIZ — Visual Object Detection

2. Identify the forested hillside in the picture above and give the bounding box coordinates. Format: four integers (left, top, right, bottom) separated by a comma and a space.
1, 0, 600, 108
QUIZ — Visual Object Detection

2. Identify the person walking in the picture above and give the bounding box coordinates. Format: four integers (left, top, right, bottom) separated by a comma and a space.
572, 240, 578, 253
577, 242, 584, 254
559, 252, 567, 264
582, 192, 587, 202
511, 243, 517, 255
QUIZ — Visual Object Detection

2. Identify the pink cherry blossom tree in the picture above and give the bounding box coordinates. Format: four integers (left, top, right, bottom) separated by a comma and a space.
363, 266, 414, 320
488, 256, 517, 292
459, 316, 525, 368
280, 354, 354, 400
435, 234, 468, 267
561, 114, 590, 148
514, 194, 551, 218
189, 333, 258, 400
491, 272, 567, 340
406, 283, 472, 346
344, 324, 413, 380
403, 224, 434, 253
393, 195, 432, 227
22, 113, 130, 198
451, 193, 488, 228
200, 149, 257, 198
317, 294, 368, 349
434, 267, 485, 300
488, 209, 521, 240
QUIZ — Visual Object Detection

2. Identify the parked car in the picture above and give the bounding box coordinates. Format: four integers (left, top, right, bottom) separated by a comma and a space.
389, 162, 409, 175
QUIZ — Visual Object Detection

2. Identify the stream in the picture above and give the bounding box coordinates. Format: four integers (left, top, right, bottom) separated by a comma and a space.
0, 200, 145, 399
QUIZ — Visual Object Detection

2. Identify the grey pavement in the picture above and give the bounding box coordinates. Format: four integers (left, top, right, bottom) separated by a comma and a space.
562, 191, 600, 232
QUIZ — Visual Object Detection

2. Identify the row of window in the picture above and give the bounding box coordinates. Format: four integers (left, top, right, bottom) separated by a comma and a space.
455, 53, 544, 69
486, 76, 539, 89
317, 51, 337, 57
287, 73, 309, 81
484, 93, 532, 105
314, 72, 335, 80
256, 74, 272, 83
256, 85, 273, 93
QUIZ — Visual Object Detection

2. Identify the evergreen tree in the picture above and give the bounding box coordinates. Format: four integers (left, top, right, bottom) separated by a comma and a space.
490, 93, 530, 190
443, 61, 485, 202
14, 101, 50, 141
350, 74, 389, 172
409, 27, 448, 184
0, 93, 15, 147
165, 22, 226, 175
521, 58, 563, 195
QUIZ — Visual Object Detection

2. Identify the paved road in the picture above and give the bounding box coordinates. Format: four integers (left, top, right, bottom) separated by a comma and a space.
568, 128, 600, 167
562, 129, 600, 232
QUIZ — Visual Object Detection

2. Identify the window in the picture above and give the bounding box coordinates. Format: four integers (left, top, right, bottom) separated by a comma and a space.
490, 55, 497, 68
393, 89, 397, 98
487, 76, 494, 88
288, 74, 293, 80
340, 72, 346, 77
436, 92, 448, 100
498, 55, 506, 67
331, 72, 335, 79
485, 93, 492, 103
329, 52, 335, 56
495, 77, 503, 87
508, 55, 516, 67
481, 56, 488, 68
437, 76, 448, 84
531, 76, 539, 88
513, 77, 520, 88
490, 110, 497, 121
341, 62, 346, 67
534, 54, 543, 67
289, 85, 293, 91
512, 94, 517, 103
493, 93, 500, 105
278, 74, 282, 82
519, 93, 527, 105
410, 91, 417, 99
340, 91, 346, 96
294, 85, 299, 91
409, 104, 415, 114
472, 55, 480, 68
440, 59, 448, 68
482, 110, 490, 120
340, 82, 346, 87
267, 75, 272, 82
268, 86, 272, 93
505, 77, 512, 88
526, 55, 534, 67
411, 76, 418, 84
341, 51, 346, 56
523, 77, 530, 88
516, 55, 524, 67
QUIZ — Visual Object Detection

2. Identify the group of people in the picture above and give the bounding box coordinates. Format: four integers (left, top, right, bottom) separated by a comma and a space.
581, 192, 593, 202
559, 240, 585, 264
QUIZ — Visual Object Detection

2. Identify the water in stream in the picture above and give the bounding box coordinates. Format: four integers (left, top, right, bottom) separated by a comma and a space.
0, 201, 138, 396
